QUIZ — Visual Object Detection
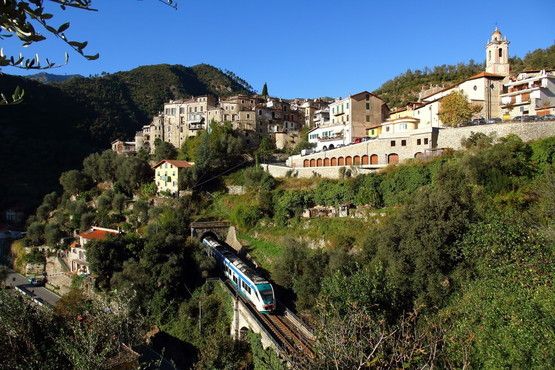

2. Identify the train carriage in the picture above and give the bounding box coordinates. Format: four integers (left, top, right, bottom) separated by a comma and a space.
202, 236, 276, 313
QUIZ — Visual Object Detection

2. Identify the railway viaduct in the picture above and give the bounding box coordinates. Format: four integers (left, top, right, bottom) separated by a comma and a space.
227, 285, 281, 350
191, 222, 281, 351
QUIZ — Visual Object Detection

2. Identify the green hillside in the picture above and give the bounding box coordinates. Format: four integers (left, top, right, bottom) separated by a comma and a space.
0, 64, 252, 213
374, 43, 555, 109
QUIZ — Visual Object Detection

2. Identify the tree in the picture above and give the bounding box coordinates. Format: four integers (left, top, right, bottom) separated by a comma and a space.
255, 136, 275, 163
87, 236, 134, 290
153, 138, 178, 161
59, 170, 91, 195
261, 82, 269, 97
114, 156, 153, 194
0, 266, 8, 288
438, 90, 482, 127
44, 221, 63, 246
302, 304, 442, 370
26, 221, 45, 245
80, 212, 95, 231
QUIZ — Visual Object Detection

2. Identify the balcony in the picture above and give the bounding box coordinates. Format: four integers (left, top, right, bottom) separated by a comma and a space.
318, 134, 344, 142
189, 123, 205, 130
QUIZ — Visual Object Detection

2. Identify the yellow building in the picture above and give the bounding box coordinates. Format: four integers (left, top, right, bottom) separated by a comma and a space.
367, 126, 381, 138
154, 160, 194, 195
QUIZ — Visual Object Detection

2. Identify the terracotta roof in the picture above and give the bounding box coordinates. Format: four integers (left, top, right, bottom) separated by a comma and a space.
467, 71, 505, 80
153, 159, 194, 169
417, 71, 505, 104
349, 90, 386, 102
78, 229, 119, 240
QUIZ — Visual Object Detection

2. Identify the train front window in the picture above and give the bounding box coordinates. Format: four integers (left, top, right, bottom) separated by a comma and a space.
257, 284, 274, 304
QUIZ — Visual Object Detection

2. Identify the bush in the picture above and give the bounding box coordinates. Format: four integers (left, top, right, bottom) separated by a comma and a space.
242, 167, 276, 192
353, 174, 383, 208
273, 190, 313, 226
530, 136, 555, 173
380, 163, 431, 206
231, 203, 263, 230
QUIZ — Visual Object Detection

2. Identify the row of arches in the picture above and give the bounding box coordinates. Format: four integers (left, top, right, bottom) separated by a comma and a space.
303, 153, 404, 168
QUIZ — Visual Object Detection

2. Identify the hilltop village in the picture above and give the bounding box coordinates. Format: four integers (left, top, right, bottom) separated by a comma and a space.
3, 24, 555, 369
112, 28, 555, 182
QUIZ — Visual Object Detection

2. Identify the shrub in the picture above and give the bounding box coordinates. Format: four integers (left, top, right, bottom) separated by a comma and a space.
231, 203, 263, 230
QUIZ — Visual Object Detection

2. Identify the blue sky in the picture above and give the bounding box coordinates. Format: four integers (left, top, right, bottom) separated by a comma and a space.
3, 0, 554, 98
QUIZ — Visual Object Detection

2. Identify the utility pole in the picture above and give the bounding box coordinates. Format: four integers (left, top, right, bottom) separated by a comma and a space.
198, 298, 202, 334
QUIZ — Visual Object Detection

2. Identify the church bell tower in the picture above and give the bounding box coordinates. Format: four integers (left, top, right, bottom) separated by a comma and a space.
486, 27, 510, 76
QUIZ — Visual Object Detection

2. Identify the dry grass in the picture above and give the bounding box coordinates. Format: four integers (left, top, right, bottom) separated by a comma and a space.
276, 177, 323, 191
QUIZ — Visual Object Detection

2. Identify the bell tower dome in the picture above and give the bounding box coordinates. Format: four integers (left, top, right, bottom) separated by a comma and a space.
486, 27, 510, 76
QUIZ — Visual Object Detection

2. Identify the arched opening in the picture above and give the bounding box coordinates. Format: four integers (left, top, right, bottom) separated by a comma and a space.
198, 231, 220, 242
338, 157, 345, 166
370, 154, 379, 165
345, 156, 353, 165
317, 158, 323, 167
331, 157, 337, 166
324, 158, 330, 166
322, 146, 328, 151
329, 144, 335, 150
414, 152, 423, 159
353, 155, 361, 165
309, 159, 315, 167
362, 155, 369, 165
388, 153, 399, 164
303, 159, 309, 167
239, 327, 249, 341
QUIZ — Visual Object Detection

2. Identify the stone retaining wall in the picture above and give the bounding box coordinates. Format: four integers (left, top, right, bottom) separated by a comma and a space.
437, 120, 555, 150
261, 164, 376, 179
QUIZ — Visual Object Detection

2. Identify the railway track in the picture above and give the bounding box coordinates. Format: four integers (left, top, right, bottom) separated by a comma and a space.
267, 312, 315, 358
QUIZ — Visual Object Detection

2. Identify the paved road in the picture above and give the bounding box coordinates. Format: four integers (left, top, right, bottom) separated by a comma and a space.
4, 271, 61, 307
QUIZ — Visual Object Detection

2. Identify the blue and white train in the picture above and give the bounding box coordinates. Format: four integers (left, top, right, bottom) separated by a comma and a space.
202, 235, 276, 313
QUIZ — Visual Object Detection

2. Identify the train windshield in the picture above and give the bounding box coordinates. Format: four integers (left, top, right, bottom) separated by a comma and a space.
257, 284, 274, 304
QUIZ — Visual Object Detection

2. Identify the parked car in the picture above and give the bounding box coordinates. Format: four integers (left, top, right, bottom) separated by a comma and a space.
486, 117, 502, 124
522, 115, 536, 122
300, 149, 313, 156
471, 117, 486, 125
542, 114, 555, 121
27, 276, 46, 287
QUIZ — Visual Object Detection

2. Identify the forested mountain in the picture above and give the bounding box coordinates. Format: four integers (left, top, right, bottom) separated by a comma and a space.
26, 72, 83, 84
0, 64, 252, 212
374, 43, 555, 109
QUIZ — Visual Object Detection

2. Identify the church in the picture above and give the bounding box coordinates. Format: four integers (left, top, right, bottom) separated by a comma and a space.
401, 27, 512, 127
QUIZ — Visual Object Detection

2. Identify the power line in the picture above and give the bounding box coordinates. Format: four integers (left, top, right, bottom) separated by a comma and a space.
191, 158, 252, 190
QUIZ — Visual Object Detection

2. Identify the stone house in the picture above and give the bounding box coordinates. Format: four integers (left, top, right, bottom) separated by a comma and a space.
111, 139, 136, 155
69, 226, 120, 274
501, 70, 555, 118
308, 91, 389, 151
